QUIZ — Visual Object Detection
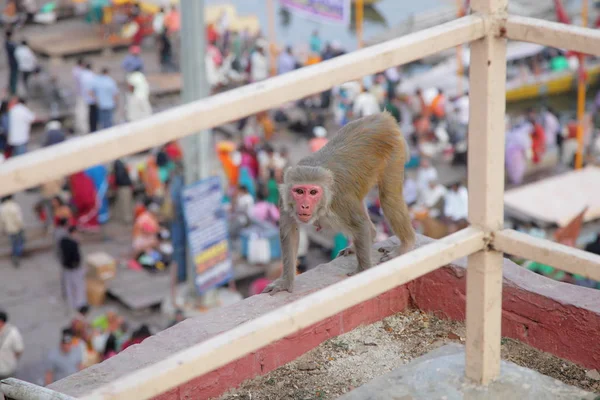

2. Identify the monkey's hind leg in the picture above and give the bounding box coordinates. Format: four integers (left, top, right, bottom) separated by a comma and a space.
337, 205, 377, 258
377, 153, 416, 264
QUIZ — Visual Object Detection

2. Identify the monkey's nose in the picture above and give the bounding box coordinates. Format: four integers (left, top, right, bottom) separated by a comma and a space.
301, 204, 310, 210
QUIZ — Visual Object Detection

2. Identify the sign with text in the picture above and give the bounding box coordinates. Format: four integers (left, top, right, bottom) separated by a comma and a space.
182, 176, 233, 295
280, 0, 351, 26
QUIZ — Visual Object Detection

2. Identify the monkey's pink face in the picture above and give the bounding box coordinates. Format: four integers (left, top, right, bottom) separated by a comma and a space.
291, 184, 323, 223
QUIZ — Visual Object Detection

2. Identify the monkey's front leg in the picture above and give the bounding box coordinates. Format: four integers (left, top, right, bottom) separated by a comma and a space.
263, 213, 299, 295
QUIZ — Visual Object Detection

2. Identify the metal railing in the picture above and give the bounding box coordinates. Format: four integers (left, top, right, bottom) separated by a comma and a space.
2, 0, 600, 399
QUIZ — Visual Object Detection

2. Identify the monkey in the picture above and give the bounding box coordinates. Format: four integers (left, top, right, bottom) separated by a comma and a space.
263, 112, 416, 295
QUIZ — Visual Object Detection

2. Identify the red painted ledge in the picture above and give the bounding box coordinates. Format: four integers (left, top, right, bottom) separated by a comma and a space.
48, 235, 600, 400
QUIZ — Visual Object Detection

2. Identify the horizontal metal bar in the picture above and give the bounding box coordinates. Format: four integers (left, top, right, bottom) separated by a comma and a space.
0, 15, 485, 198
1, 378, 77, 400
80, 227, 485, 400
504, 15, 600, 57
493, 229, 600, 281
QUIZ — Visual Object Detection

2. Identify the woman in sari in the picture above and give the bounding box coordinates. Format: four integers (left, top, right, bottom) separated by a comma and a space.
69, 171, 99, 229
85, 165, 110, 225
505, 121, 531, 186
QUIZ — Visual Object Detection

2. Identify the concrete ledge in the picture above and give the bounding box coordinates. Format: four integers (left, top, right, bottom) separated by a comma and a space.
48, 235, 600, 399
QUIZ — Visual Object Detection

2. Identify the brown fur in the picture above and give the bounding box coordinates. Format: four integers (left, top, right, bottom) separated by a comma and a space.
263, 112, 416, 295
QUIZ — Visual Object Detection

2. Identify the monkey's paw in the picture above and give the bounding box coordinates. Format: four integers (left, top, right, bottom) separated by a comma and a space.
337, 246, 355, 258
262, 279, 293, 296
378, 243, 414, 264
377, 246, 399, 264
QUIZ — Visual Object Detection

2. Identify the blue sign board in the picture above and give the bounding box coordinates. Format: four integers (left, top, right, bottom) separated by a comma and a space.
182, 176, 233, 295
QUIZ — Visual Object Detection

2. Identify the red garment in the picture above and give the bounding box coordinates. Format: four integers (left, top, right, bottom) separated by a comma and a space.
121, 336, 146, 351
531, 123, 546, 164
309, 138, 328, 153
132, 17, 145, 46
240, 151, 259, 179
207, 24, 218, 44
164, 142, 183, 161
69, 172, 99, 228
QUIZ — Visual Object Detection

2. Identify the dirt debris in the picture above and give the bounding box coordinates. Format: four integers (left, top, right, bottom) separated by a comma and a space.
217, 309, 599, 400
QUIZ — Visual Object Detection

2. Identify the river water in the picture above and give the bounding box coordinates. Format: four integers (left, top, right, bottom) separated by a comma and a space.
204, 0, 443, 51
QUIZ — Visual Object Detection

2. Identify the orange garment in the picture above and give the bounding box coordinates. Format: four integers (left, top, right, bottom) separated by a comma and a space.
306, 54, 321, 66
309, 138, 328, 153
143, 158, 162, 198
430, 94, 446, 118
530, 123, 546, 164
257, 112, 275, 141
164, 9, 180, 33
132, 210, 159, 239
217, 151, 239, 187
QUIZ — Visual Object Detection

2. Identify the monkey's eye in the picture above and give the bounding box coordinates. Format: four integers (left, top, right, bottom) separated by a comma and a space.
310, 189, 318, 196
295, 189, 304, 195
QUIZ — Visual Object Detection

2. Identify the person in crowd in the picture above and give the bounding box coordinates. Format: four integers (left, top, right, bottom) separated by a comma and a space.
5, 31, 18, 95
14, 39, 37, 94
68, 169, 98, 229
45, 328, 83, 385
8, 97, 35, 156
158, 29, 175, 72
443, 182, 468, 229
266, 169, 279, 205
113, 159, 134, 224
132, 200, 160, 255
121, 325, 152, 351
58, 226, 87, 311
352, 85, 380, 118
403, 174, 418, 207
309, 126, 328, 153
91, 68, 118, 130
250, 41, 268, 83
383, 92, 401, 124
51, 195, 74, 227
125, 67, 152, 123
43, 120, 66, 147
309, 30, 322, 54
419, 179, 447, 218
153, 6, 166, 36
505, 118, 532, 186
0, 194, 24, 267
122, 45, 144, 75
528, 108, 546, 164
0, 309, 24, 380
85, 164, 110, 226
250, 191, 279, 225
236, 185, 254, 215
416, 157, 438, 203
277, 46, 296, 75
80, 63, 98, 133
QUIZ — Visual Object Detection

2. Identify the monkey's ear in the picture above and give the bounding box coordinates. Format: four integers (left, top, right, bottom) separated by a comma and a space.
282, 165, 292, 183
280, 183, 292, 212
318, 166, 335, 189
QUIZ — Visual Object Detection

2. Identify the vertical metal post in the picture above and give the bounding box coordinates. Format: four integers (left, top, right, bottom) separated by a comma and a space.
465, 0, 507, 385
180, 0, 212, 292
